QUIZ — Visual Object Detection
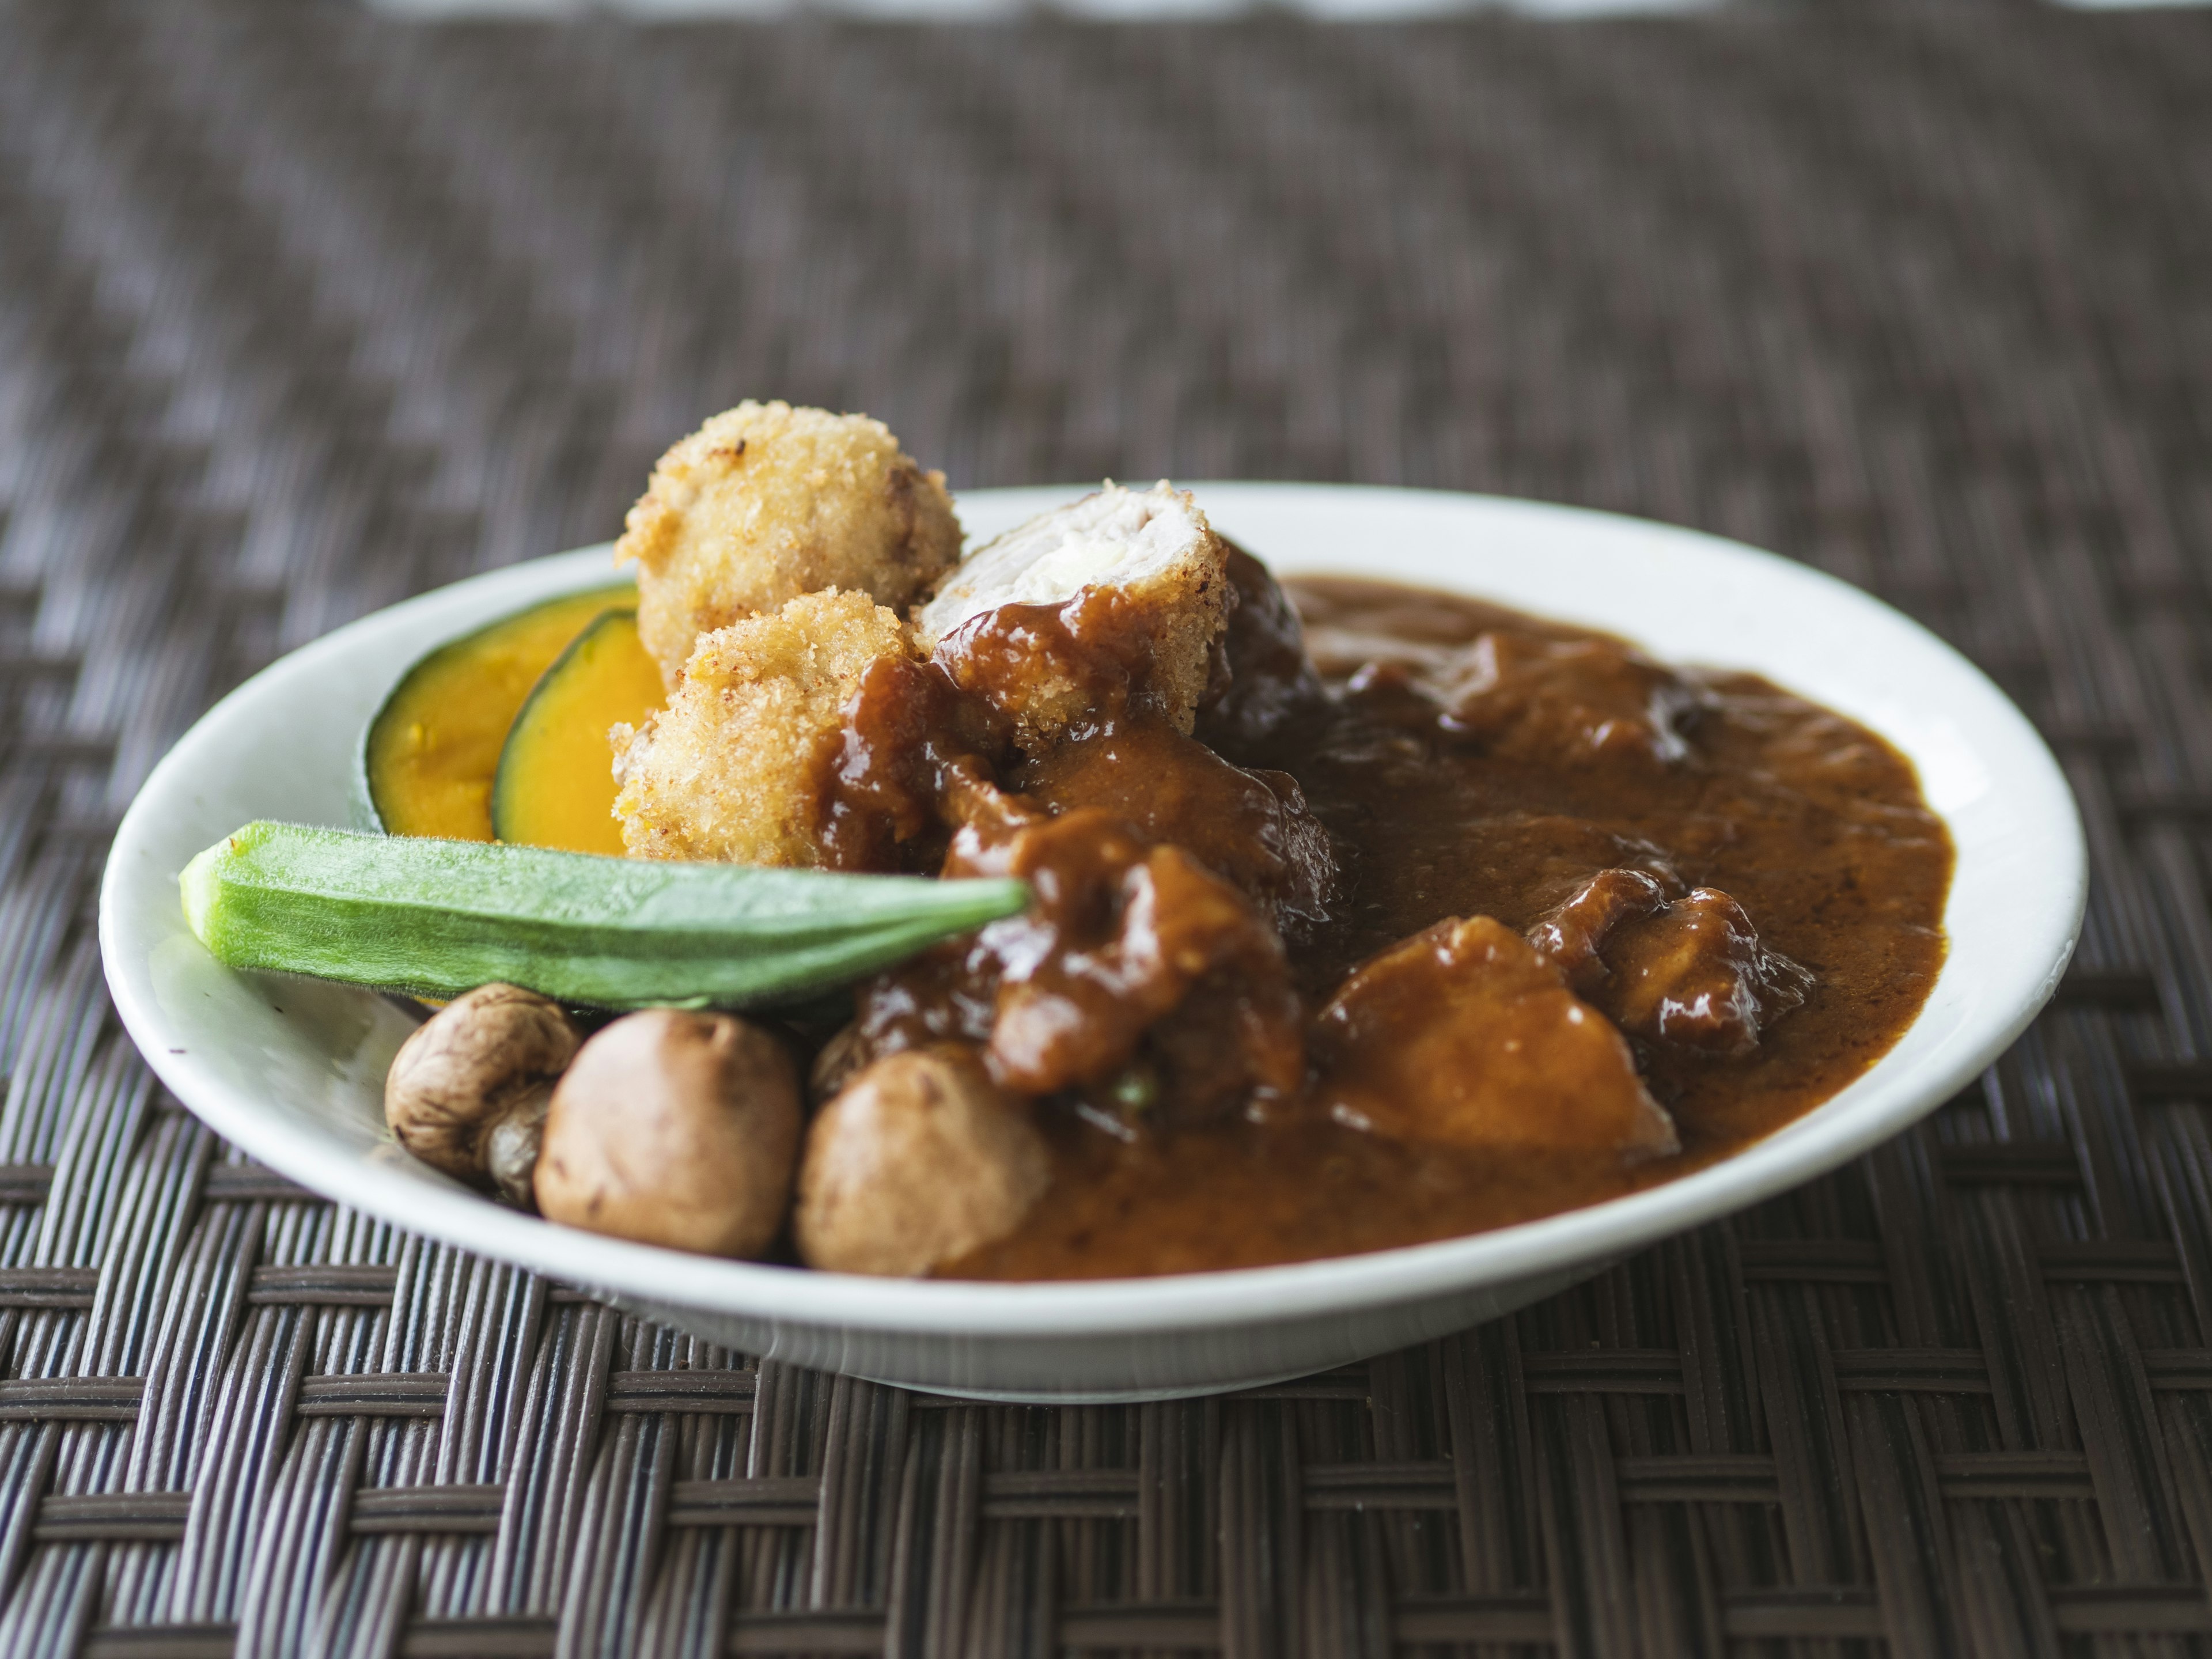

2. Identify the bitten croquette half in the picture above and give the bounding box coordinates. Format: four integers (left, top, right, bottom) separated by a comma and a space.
612, 590, 916, 866
917, 482, 1230, 752
616, 403, 962, 685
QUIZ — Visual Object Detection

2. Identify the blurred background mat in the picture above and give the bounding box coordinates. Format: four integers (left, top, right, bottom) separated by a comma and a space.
363, 1, 1728, 20
361, 1, 2205, 20
4, 1, 2212, 1654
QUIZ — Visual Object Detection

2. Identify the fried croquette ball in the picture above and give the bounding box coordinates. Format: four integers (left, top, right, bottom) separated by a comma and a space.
616, 402, 962, 685
916, 482, 1230, 752
612, 589, 915, 866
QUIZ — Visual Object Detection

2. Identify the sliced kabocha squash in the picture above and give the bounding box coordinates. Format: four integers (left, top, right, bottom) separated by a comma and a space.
491, 609, 665, 855
359, 585, 633, 840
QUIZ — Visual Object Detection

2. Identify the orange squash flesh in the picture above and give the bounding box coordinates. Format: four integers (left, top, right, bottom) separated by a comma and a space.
491, 609, 666, 856
363, 585, 634, 842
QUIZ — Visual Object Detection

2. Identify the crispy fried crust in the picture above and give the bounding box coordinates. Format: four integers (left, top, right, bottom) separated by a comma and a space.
616, 402, 961, 684
918, 483, 1230, 752
612, 590, 916, 866
1124, 552, 1231, 734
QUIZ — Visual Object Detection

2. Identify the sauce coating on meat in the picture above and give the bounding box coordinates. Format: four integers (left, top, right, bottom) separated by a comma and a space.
1313, 915, 1676, 1158
928, 573, 1950, 1279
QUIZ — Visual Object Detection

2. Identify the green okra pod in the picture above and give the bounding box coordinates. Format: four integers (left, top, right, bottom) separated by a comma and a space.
181, 820, 1028, 1009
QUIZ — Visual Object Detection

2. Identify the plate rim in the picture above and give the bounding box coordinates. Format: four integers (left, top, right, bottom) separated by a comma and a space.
99, 481, 2087, 1338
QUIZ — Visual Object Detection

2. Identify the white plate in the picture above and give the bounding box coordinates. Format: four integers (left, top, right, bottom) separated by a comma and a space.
99, 484, 2084, 1401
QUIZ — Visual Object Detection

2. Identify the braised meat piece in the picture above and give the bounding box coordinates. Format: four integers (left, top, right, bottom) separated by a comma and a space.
1313, 915, 1677, 1160
1013, 717, 1334, 930
1529, 873, 1814, 1058
857, 807, 1303, 1126
1527, 867, 1674, 987
1601, 889, 1814, 1057
1195, 543, 1327, 754
818, 654, 1016, 873
1423, 631, 1705, 766
1309, 615, 1707, 769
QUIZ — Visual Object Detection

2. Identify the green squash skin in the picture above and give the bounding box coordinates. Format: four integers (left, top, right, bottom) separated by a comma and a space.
348, 746, 382, 836
358, 582, 635, 836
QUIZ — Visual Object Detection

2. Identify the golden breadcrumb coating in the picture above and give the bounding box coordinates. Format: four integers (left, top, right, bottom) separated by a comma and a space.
917, 483, 1229, 753
616, 402, 961, 685
612, 590, 916, 866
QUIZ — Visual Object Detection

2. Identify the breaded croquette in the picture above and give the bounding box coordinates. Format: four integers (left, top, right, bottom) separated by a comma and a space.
612, 590, 915, 866
917, 483, 1229, 752
616, 403, 961, 685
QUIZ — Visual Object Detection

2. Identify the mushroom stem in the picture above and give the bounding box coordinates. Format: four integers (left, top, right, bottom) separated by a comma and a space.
384, 983, 580, 1198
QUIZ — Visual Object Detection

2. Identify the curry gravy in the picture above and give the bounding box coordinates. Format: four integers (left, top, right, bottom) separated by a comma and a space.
943, 575, 1952, 1279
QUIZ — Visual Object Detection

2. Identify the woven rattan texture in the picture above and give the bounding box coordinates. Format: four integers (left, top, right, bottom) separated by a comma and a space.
3, 1, 2211, 1653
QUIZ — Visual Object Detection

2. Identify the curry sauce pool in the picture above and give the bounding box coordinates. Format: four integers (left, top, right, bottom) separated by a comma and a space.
945, 575, 1952, 1279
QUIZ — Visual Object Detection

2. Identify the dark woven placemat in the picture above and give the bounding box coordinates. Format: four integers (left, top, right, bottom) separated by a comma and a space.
4, 1, 2211, 1652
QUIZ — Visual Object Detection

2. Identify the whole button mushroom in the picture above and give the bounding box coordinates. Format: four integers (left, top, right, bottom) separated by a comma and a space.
535, 1009, 801, 1258
384, 983, 580, 1207
794, 1046, 1051, 1277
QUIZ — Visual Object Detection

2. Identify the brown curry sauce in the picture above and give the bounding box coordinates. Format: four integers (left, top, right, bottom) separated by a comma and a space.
817, 552, 1952, 1279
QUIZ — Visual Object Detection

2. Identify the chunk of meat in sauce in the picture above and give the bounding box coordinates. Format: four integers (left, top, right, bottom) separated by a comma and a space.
1311, 621, 1706, 769
821, 654, 1013, 873
857, 807, 1302, 1126
1531, 871, 1813, 1059
1314, 915, 1678, 1160
1195, 544, 1326, 753
819, 588, 1308, 1125
1013, 716, 1334, 929
1528, 868, 1675, 982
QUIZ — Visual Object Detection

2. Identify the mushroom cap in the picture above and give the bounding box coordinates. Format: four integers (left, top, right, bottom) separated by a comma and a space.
535, 1009, 801, 1258
384, 983, 579, 1186
794, 1046, 1051, 1278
